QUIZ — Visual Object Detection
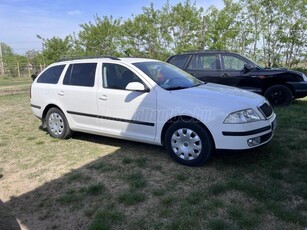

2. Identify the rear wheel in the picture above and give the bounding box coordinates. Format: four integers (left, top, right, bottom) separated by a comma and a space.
264, 85, 292, 107
46, 108, 71, 139
165, 121, 213, 166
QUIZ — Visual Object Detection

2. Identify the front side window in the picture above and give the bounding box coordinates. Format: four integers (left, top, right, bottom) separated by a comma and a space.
187, 54, 218, 70
63, 63, 97, 87
222, 55, 248, 70
102, 63, 141, 90
37, 65, 65, 84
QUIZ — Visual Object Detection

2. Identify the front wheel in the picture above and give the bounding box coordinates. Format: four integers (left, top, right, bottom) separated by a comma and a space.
46, 108, 71, 139
264, 85, 292, 107
165, 121, 213, 166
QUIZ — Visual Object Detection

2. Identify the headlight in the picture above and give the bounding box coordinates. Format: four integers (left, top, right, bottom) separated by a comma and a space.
224, 109, 261, 124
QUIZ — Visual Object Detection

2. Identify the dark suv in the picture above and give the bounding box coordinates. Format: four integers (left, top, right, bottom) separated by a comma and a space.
166, 51, 307, 106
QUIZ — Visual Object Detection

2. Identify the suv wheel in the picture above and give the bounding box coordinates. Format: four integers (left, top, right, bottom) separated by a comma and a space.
46, 108, 71, 139
165, 121, 213, 166
264, 85, 292, 107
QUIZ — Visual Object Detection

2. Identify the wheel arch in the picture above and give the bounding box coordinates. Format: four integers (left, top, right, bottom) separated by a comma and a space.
262, 78, 295, 96
160, 115, 216, 149
42, 104, 64, 128
263, 83, 294, 106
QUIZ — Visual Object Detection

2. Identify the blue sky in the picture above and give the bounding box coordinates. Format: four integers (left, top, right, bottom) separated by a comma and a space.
0, 0, 225, 54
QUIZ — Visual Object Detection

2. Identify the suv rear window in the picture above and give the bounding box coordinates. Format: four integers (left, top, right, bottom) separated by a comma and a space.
168, 55, 190, 69
63, 63, 97, 87
37, 65, 65, 84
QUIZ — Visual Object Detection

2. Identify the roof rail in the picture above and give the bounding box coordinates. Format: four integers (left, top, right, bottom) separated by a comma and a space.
56, 55, 120, 62
179, 49, 229, 54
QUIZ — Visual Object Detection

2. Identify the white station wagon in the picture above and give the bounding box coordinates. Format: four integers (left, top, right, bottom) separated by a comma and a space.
30, 56, 276, 166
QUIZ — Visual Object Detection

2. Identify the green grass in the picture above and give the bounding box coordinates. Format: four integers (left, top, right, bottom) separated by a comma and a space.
0, 90, 306, 230
126, 171, 147, 190
88, 208, 125, 230
0, 77, 32, 95
0, 76, 32, 86
117, 191, 146, 205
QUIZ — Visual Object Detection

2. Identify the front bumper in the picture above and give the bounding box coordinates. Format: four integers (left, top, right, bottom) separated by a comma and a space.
288, 81, 307, 98
214, 115, 276, 150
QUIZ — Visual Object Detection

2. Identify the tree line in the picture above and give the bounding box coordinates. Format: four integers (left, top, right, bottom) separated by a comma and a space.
1, 0, 306, 77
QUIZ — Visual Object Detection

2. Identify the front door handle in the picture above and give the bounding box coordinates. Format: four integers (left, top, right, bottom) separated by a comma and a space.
220, 73, 229, 77
99, 95, 108, 101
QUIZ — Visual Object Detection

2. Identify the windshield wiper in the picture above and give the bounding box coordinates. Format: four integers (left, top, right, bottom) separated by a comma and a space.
165, 86, 188, 90
166, 82, 205, 90
191, 82, 206, 87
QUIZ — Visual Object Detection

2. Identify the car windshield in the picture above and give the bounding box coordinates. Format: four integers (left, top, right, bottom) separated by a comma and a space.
133, 61, 203, 90
244, 56, 265, 69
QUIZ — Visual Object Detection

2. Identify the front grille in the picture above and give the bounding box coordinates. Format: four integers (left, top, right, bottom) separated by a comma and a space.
259, 103, 273, 118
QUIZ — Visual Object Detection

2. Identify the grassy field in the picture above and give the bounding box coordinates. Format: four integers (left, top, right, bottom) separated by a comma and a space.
0, 87, 306, 229
0, 77, 32, 95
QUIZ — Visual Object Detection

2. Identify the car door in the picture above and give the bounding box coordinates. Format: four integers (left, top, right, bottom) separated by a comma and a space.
220, 54, 263, 91
57, 62, 99, 131
218, 54, 249, 87
185, 53, 220, 83
97, 62, 157, 143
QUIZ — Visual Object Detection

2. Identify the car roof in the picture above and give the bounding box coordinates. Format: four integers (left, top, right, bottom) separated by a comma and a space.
119, 57, 159, 64
171, 50, 238, 56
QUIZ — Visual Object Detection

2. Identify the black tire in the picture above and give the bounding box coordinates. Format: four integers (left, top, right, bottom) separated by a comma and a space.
46, 108, 71, 139
164, 121, 213, 166
264, 85, 292, 107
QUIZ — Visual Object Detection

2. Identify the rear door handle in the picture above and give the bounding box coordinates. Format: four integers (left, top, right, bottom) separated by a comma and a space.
58, 91, 64, 96
99, 95, 108, 101
220, 73, 229, 77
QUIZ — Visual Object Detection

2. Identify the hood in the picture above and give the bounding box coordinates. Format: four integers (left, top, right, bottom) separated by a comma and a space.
170, 83, 266, 110
253, 67, 288, 75
287, 69, 307, 78
253, 67, 305, 77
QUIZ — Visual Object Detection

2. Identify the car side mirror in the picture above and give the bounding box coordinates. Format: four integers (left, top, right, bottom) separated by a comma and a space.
125, 82, 149, 92
243, 64, 254, 72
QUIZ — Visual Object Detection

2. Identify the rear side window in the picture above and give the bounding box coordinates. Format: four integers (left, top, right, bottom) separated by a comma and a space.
168, 55, 190, 69
63, 63, 97, 87
37, 65, 65, 84
187, 54, 218, 70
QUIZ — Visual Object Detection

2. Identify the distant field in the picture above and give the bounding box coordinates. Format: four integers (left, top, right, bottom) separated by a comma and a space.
0, 77, 32, 95
0, 90, 306, 229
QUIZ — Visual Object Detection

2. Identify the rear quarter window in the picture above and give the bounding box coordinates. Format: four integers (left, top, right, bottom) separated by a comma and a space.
187, 54, 218, 70
37, 65, 65, 84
